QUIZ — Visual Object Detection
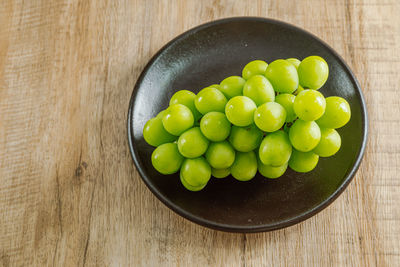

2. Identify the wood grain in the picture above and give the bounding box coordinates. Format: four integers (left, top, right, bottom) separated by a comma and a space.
0, 0, 399, 266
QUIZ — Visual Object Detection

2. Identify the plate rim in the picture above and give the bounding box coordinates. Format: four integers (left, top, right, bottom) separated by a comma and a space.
127, 16, 369, 233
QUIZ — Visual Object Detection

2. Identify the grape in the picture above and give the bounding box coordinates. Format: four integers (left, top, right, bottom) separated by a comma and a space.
275, 93, 297, 122
143, 111, 176, 146
254, 102, 286, 132
180, 157, 211, 187
316, 96, 351, 128
169, 90, 202, 122
151, 143, 184, 174
294, 85, 304, 95
225, 96, 257, 126
242, 60, 268, 80
229, 124, 263, 152
230, 151, 258, 181
155, 110, 166, 119
219, 76, 246, 99
243, 75, 275, 106
265, 59, 299, 93
205, 141, 235, 169
286, 58, 301, 69
162, 104, 194, 136
209, 84, 220, 89
289, 120, 321, 152
211, 168, 230, 178
180, 172, 206, 191
258, 159, 288, 179
298, 56, 329, 90
313, 128, 341, 157
200, 112, 231, 141
194, 87, 227, 115
177, 127, 209, 158
293, 89, 326, 121
283, 123, 291, 134
259, 130, 292, 166
289, 149, 319, 173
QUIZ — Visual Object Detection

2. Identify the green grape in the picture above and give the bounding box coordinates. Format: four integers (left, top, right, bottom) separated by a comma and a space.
180, 157, 211, 187
316, 96, 351, 128
169, 90, 202, 122
211, 168, 230, 178
258, 159, 288, 179
230, 151, 257, 181
151, 143, 184, 174
162, 104, 194, 136
155, 110, 166, 119
283, 123, 291, 134
313, 128, 341, 157
242, 60, 268, 80
264, 59, 299, 93
286, 58, 301, 69
209, 84, 220, 89
293, 89, 326, 121
180, 172, 206, 191
289, 149, 319, 173
225, 96, 257, 126
143, 112, 176, 147
298, 56, 329, 90
243, 75, 275, 106
194, 87, 227, 115
219, 76, 246, 99
254, 102, 286, 132
177, 127, 209, 158
205, 141, 235, 169
259, 130, 292, 166
289, 120, 321, 152
229, 124, 263, 152
294, 85, 304, 95
275, 93, 297, 122
200, 112, 231, 141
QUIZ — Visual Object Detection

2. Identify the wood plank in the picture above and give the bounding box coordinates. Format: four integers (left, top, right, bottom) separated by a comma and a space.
0, 0, 399, 266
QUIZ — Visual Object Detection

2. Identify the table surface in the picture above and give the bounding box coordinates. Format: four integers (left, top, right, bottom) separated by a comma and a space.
1, 0, 399, 266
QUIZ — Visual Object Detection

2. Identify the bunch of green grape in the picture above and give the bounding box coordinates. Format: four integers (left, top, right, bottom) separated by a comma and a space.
143, 56, 351, 191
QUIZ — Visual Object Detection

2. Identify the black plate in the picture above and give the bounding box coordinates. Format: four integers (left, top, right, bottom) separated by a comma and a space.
127, 17, 368, 232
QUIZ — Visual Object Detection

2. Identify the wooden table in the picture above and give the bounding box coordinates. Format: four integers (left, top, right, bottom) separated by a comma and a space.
1, 0, 399, 266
